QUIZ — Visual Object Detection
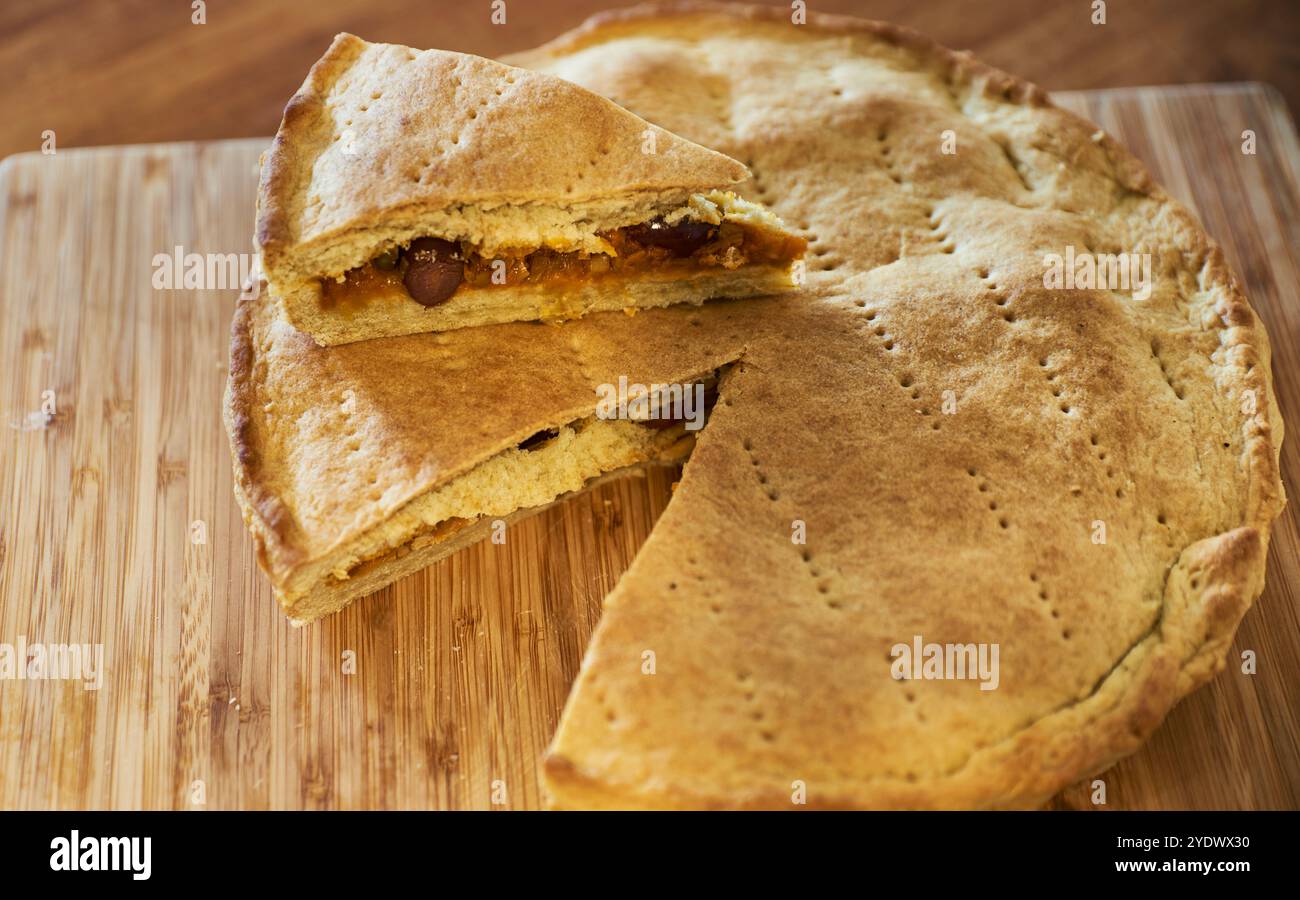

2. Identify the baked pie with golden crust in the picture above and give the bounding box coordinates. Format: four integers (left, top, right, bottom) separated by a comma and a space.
226, 3, 1285, 809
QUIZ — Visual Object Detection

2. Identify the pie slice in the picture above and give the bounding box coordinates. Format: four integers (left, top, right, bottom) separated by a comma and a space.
225, 289, 743, 624
255, 34, 807, 345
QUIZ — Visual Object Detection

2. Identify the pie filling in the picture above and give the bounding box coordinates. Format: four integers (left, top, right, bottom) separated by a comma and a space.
320, 219, 807, 308
327, 371, 723, 586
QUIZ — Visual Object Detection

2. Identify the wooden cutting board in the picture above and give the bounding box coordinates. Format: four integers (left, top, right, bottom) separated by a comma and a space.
0, 83, 1296, 810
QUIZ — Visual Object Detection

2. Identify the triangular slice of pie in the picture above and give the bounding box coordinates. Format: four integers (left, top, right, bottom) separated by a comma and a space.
255, 34, 806, 345
225, 288, 749, 625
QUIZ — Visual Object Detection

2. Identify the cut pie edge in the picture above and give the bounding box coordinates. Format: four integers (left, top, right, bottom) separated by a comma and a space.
224, 290, 732, 622
266, 187, 806, 344
274, 418, 699, 624
254, 33, 767, 311
280, 459, 691, 626
281, 258, 796, 345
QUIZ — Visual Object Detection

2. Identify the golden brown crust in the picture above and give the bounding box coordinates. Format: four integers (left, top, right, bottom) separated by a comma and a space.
255, 34, 365, 266
514, 1, 1046, 97
514, 1, 1286, 809
223, 292, 306, 578
223, 283, 763, 592
226, 2, 1286, 809
255, 33, 749, 282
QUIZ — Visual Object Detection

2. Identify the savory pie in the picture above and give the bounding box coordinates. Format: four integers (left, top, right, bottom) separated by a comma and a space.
254, 34, 806, 345
227, 287, 726, 623
225, 3, 1285, 809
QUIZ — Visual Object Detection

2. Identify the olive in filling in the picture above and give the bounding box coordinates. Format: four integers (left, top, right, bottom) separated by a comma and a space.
402, 237, 465, 307
622, 218, 718, 257
324, 218, 784, 309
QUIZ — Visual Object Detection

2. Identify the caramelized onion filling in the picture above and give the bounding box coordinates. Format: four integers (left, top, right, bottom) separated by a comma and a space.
320, 219, 806, 308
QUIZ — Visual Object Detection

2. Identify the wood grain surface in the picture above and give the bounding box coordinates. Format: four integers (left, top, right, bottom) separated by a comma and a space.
2, 0, 1298, 162
0, 83, 1296, 810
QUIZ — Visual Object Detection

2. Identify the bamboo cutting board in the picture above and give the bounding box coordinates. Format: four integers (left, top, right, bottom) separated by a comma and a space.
0, 83, 1296, 810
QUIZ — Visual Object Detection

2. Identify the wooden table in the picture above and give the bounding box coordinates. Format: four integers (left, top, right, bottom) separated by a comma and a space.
0, 80, 1296, 809
0, 0, 1297, 161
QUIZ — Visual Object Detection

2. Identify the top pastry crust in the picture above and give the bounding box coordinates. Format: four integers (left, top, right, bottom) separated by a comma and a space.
255, 34, 750, 288
514, 2, 1287, 808
226, 2, 1286, 809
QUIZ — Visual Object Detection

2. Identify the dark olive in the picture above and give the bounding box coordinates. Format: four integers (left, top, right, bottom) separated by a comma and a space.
402, 237, 463, 306
625, 218, 718, 257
